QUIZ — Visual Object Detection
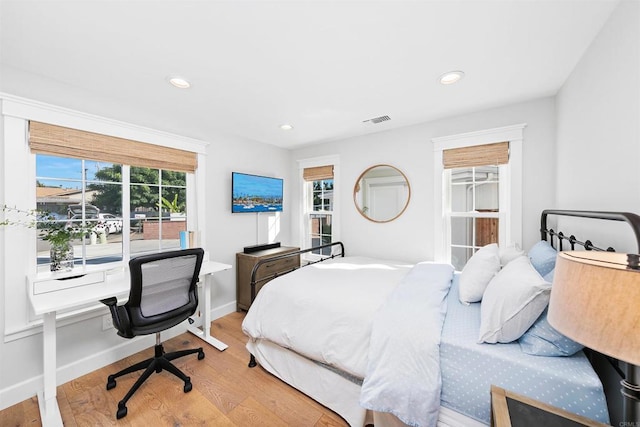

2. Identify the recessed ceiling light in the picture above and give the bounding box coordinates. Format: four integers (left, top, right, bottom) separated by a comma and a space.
168, 77, 191, 89
439, 71, 465, 85
280, 124, 294, 131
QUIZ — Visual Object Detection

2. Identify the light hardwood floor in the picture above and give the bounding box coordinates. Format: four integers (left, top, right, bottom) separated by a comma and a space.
0, 311, 349, 426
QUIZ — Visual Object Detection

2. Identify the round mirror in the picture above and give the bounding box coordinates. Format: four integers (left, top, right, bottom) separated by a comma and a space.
353, 164, 411, 223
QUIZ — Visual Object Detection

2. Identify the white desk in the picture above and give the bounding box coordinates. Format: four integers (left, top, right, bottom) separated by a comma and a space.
28, 259, 231, 427
187, 261, 232, 350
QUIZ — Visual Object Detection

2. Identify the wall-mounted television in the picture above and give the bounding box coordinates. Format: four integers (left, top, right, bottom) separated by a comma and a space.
232, 172, 283, 213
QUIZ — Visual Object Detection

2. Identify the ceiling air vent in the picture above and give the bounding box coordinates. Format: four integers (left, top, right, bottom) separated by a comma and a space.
363, 115, 391, 124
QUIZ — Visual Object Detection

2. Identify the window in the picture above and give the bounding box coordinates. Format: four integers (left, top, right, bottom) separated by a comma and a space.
298, 158, 340, 258
448, 165, 502, 270
309, 178, 334, 255
35, 156, 189, 271
30, 121, 196, 271
432, 124, 525, 269
130, 167, 187, 255
35, 155, 124, 269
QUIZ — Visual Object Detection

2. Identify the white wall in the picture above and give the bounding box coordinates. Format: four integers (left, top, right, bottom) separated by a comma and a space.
203, 134, 292, 311
291, 97, 557, 263
556, 0, 640, 253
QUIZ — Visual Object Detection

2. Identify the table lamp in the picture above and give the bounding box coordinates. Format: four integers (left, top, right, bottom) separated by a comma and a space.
548, 251, 640, 423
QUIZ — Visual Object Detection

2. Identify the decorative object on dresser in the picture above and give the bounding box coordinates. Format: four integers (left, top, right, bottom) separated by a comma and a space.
490, 385, 609, 427
236, 245, 300, 311
243, 241, 282, 253
548, 250, 640, 425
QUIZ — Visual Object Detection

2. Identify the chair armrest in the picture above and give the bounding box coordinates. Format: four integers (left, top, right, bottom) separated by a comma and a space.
100, 297, 133, 338
100, 297, 118, 306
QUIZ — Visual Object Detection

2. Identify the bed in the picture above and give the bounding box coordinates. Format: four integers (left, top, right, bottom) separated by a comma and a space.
241, 210, 640, 426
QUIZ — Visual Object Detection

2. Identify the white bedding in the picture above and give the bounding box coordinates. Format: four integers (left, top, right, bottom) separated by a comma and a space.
242, 256, 414, 377
246, 338, 486, 427
360, 262, 454, 427
242, 253, 608, 427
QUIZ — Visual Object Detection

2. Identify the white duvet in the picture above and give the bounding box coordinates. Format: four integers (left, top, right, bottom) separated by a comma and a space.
242, 256, 414, 377
360, 262, 454, 427
242, 256, 455, 427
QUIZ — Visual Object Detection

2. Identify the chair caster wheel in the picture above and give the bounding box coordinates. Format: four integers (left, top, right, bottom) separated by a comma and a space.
197, 349, 205, 360
116, 403, 127, 419
106, 376, 116, 390
184, 381, 193, 393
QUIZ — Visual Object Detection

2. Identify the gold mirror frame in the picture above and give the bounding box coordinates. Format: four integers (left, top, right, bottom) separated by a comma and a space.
353, 164, 411, 223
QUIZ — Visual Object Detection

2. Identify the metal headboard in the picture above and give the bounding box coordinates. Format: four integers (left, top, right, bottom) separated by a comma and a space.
540, 209, 640, 426
540, 209, 640, 253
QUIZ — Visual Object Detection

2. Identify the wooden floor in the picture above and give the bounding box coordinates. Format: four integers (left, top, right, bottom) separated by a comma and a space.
0, 311, 349, 427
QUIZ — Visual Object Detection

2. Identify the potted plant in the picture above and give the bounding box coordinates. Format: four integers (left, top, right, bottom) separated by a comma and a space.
158, 194, 186, 221
41, 212, 93, 271
2, 206, 91, 271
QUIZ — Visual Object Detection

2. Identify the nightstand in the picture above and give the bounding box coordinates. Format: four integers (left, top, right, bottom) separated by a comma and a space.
235, 246, 300, 311
490, 385, 610, 427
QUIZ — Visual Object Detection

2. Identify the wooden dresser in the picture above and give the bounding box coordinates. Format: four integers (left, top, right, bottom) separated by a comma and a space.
236, 246, 300, 311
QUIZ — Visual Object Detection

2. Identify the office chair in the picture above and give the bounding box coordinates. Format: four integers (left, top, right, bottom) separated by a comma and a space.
101, 248, 205, 419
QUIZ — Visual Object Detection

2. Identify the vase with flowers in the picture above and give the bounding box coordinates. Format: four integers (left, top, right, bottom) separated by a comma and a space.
1, 206, 92, 271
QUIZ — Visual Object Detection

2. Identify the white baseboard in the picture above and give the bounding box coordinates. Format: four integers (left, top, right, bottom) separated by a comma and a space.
210, 300, 237, 320
0, 301, 238, 411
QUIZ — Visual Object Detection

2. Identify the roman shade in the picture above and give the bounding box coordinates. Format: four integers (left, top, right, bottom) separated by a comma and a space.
29, 121, 197, 173
443, 141, 509, 169
303, 165, 334, 182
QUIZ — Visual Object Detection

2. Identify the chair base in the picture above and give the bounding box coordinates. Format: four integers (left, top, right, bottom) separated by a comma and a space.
106, 339, 205, 419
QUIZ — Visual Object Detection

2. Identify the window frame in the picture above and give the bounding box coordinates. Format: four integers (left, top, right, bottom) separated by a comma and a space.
432, 124, 526, 266
34, 151, 192, 272
446, 165, 507, 270
297, 155, 340, 261
308, 178, 334, 256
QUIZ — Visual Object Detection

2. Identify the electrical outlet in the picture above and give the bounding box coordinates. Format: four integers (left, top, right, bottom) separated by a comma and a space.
102, 314, 113, 331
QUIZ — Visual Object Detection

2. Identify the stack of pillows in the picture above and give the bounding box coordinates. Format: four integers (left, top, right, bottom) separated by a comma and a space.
458, 241, 583, 356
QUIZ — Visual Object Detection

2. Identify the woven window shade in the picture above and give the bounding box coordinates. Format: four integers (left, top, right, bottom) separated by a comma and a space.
443, 142, 509, 169
303, 165, 334, 181
29, 121, 197, 172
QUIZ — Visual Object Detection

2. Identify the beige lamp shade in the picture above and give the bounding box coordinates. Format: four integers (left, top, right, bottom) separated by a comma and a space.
548, 251, 640, 366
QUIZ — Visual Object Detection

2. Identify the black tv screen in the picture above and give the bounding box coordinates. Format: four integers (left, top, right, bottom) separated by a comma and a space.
232, 172, 283, 213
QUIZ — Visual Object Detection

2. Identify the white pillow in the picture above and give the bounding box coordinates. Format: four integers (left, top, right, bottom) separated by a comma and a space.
458, 243, 500, 305
499, 243, 525, 267
478, 256, 551, 344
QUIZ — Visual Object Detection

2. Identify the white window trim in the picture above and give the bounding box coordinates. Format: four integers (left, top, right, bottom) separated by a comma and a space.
1, 94, 209, 340
432, 124, 526, 263
296, 155, 340, 258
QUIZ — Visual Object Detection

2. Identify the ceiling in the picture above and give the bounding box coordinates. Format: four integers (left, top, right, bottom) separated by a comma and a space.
0, 0, 620, 149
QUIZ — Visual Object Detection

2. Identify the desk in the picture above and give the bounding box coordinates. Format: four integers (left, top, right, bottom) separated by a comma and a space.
187, 261, 232, 350
28, 259, 231, 427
